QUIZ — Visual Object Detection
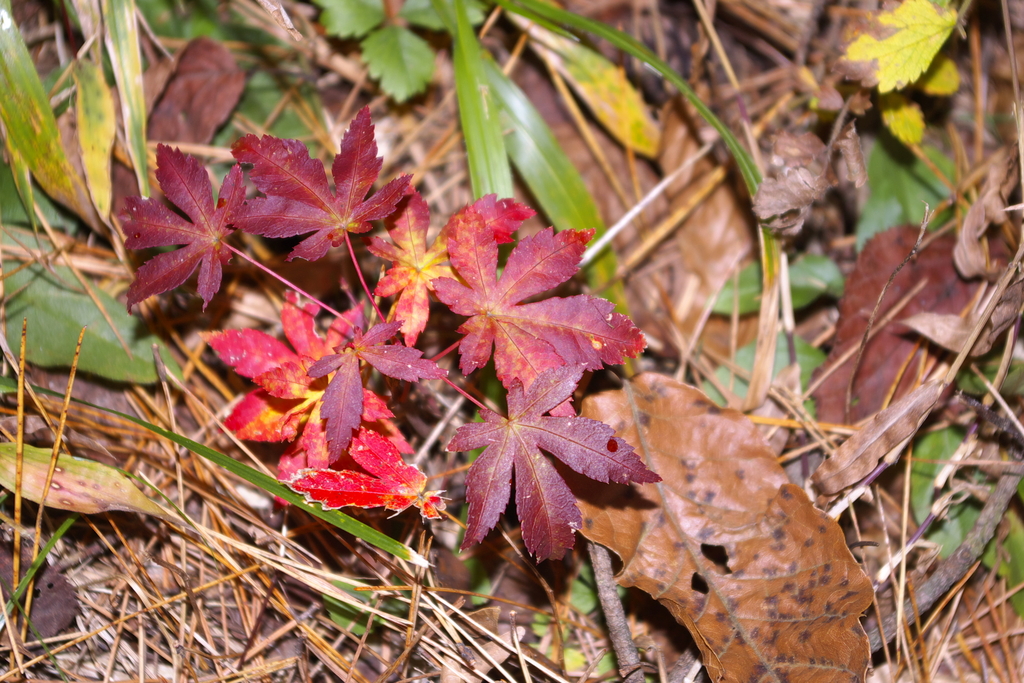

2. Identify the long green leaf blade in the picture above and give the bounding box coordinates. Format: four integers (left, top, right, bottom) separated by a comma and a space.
443, 0, 513, 199
102, 0, 149, 195
0, 0, 93, 224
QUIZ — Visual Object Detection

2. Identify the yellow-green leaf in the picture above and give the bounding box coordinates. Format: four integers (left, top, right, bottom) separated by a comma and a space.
102, 0, 149, 195
512, 16, 660, 157
0, 0, 92, 222
914, 52, 959, 95
844, 0, 956, 93
0, 443, 172, 520
74, 61, 116, 219
880, 91, 925, 145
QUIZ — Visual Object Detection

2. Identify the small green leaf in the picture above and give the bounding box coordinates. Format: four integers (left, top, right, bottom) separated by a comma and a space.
909, 426, 965, 524
985, 506, 1024, 618
2, 230, 179, 383
316, 0, 384, 38
361, 25, 435, 102
713, 255, 844, 316
702, 333, 826, 405
856, 132, 953, 249
0, 443, 172, 519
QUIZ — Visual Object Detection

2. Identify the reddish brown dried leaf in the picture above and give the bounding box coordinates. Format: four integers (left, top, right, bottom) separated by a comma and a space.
812, 225, 974, 424
148, 37, 246, 145
572, 374, 872, 683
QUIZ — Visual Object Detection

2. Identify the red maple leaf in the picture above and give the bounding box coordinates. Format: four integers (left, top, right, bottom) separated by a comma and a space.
204, 296, 408, 480
288, 427, 445, 519
447, 364, 660, 560
122, 145, 245, 311
367, 190, 453, 346
432, 209, 645, 391
308, 321, 447, 459
230, 107, 410, 262
472, 194, 535, 244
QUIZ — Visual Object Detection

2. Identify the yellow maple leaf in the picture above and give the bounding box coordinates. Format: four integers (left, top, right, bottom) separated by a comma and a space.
880, 92, 925, 145
845, 0, 957, 92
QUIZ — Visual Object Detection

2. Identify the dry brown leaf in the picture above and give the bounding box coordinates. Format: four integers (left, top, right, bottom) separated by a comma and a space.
572, 374, 873, 683
953, 154, 1019, 279
836, 123, 867, 188
648, 99, 756, 356
149, 37, 247, 145
812, 226, 974, 424
899, 276, 1024, 356
811, 379, 944, 498
753, 132, 832, 235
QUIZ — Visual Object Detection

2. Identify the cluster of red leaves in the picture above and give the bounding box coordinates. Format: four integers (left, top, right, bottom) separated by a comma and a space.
122, 107, 655, 559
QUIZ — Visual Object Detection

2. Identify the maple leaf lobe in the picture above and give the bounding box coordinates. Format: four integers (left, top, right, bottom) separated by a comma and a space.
123, 145, 243, 311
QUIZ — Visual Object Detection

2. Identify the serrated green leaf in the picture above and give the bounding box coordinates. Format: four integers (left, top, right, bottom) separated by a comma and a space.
856, 132, 953, 250
316, 0, 384, 38
361, 25, 435, 101
2, 230, 179, 383
73, 61, 116, 219
0, 443, 172, 519
102, 0, 149, 195
0, 376, 423, 564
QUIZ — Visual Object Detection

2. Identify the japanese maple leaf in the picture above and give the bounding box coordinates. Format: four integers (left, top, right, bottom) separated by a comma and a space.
288, 427, 445, 519
367, 190, 453, 346
205, 296, 405, 479
447, 364, 660, 560
472, 194, 535, 244
123, 145, 244, 311
309, 321, 447, 459
432, 210, 645, 391
231, 107, 410, 262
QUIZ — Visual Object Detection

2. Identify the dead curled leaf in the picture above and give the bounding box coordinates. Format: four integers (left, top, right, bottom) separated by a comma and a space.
571, 374, 872, 683
953, 153, 1019, 279
899, 276, 1024, 357
811, 379, 944, 499
752, 125, 866, 235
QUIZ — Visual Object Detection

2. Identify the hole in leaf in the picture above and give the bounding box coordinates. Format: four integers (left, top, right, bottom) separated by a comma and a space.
701, 543, 732, 574
691, 573, 709, 594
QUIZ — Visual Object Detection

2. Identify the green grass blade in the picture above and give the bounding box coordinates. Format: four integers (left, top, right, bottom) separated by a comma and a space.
0, 0, 93, 224
494, 0, 761, 193
483, 58, 625, 308
436, 0, 513, 199
102, 0, 149, 195
0, 377, 425, 565
74, 61, 116, 219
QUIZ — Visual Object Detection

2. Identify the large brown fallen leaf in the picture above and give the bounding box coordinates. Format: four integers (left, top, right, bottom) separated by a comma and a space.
571, 374, 873, 683
812, 225, 974, 424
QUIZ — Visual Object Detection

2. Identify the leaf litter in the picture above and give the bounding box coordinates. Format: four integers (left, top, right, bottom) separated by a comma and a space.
4, 1, 1024, 682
